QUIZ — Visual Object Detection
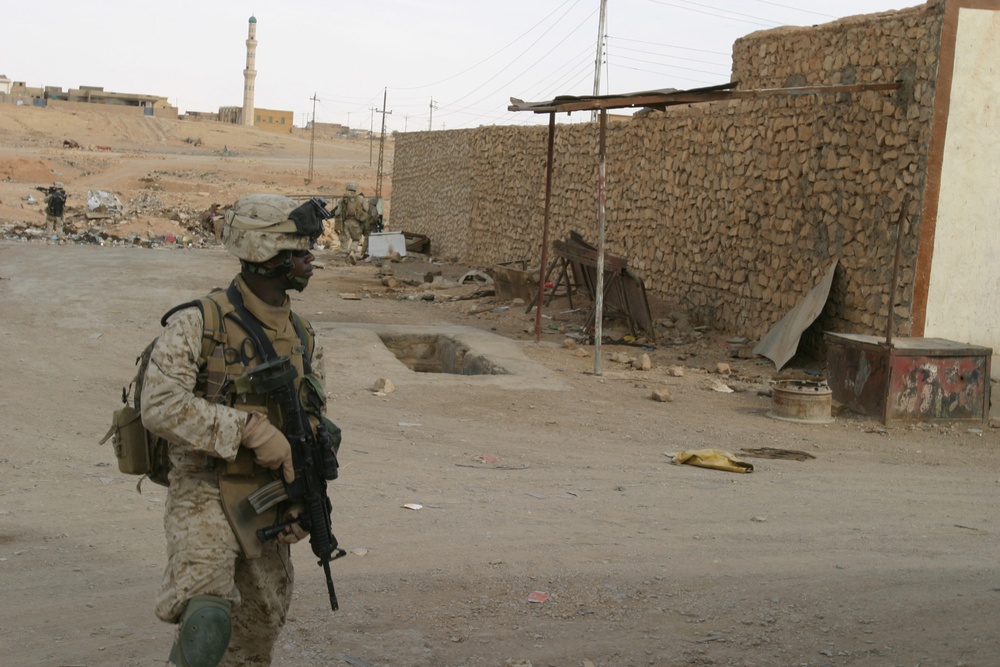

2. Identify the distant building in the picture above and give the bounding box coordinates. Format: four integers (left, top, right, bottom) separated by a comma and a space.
0, 82, 178, 117
182, 110, 222, 122
305, 120, 351, 137
0, 74, 11, 95
214, 16, 293, 133
219, 105, 293, 133
254, 107, 294, 133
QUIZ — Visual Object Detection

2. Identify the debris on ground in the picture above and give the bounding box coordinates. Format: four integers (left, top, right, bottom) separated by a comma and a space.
669, 449, 754, 473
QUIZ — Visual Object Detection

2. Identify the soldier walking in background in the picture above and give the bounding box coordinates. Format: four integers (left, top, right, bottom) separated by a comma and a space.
42, 182, 67, 238
334, 181, 369, 263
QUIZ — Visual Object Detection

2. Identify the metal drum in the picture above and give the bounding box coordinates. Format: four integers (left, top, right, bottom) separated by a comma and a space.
768, 380, 834, 424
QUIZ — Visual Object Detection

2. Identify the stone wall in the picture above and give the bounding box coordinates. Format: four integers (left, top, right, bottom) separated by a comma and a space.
391, 1, 944, 342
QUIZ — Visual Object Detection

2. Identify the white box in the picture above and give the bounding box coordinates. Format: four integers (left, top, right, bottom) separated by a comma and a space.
367, 232, 407, 258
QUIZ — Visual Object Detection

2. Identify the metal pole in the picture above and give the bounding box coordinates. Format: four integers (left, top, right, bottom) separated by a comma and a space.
376, 88, 392, 198
534, 113, 557, 343
369, 106, 375, 166
591, 0, 608, 123
594, 108, 608, 375
885, 193, 912, 348
306, 93, 318, 185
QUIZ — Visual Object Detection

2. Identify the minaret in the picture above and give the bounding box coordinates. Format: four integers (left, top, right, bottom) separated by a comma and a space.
242, 15, 257, 127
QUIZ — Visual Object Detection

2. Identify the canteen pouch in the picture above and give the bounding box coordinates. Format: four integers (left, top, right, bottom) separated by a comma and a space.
101, 406, 150, 475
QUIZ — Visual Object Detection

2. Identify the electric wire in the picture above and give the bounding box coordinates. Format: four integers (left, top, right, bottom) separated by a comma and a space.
647, 0, 781, 28
436, 8, 598, 121
388, 0, 583, 92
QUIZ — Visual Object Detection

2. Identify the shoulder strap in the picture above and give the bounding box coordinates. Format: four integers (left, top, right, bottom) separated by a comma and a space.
225, 281, 314, 371
290, 312, 315, 375
160, 289, 233, 365
225, 282, 279, 361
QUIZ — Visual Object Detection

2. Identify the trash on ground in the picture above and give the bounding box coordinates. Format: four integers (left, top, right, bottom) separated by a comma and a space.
372, 378, 395, 394
86, 190, 125, 219
669, 449, 754, 473
458, 269, 493, 286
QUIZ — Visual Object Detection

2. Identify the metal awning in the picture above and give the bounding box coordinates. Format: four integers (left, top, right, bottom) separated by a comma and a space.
509, 81, 901, 114
508, 80, 902, 375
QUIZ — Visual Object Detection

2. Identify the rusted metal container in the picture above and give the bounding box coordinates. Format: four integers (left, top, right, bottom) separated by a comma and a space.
493, 260, 537, 303
768, 380, 835, 424
825, 333, 992, 425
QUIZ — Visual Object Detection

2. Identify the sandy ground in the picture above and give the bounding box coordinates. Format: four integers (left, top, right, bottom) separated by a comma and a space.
1, 105, 999, 667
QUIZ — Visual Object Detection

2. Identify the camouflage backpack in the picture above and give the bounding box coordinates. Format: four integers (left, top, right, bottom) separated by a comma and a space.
100, 288, 315, 489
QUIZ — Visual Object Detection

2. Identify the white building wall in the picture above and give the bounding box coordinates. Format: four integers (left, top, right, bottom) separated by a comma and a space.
924, 7, 1000, 372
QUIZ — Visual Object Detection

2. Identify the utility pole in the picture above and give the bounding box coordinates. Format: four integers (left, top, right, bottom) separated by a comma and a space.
591, 0, 608, 123
404, 114, 409, 132
369, 106, 376, 166
428, 98, 438, 131
306, 93, 318, 185
376, 88, 393, 198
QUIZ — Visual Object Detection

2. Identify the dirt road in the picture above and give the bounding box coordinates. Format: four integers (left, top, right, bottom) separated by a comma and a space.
1, 242, 999, 667
0, 104, 998, 667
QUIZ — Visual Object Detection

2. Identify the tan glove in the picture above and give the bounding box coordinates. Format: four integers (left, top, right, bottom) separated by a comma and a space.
277, 505, 309, 545
242, 412, 295, 483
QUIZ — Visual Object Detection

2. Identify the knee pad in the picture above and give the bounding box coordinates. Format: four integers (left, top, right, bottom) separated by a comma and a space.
168, 595, 232, 667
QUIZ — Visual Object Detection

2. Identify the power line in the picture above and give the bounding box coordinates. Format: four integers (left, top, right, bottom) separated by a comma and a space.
608, 35, 732, 57
610, 44, 729, 68
613, 53, 729, 77
743, 0, 839, 20
647, 0, 780, 28
436, 8, 598, 121
388, 0, 584, 91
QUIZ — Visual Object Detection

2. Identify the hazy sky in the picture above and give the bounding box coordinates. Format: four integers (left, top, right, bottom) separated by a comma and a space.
5, 0, 918, 132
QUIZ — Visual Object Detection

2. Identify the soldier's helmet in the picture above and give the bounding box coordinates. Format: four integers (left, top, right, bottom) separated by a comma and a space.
53, 182, 64, 189
346, 182, 358, 192
222, 194, 324, 262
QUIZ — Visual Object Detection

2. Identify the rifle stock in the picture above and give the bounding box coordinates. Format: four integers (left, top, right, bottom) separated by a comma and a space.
245, 356, 345, 610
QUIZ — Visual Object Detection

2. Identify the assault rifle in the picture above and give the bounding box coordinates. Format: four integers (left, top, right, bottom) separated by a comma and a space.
35, 186, 68, 199
244, 356, 346, 610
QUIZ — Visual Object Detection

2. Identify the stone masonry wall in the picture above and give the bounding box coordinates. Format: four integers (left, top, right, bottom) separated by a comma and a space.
391, 1, 944, 342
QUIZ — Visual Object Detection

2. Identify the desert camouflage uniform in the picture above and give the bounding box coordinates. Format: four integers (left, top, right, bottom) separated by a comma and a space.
335, 192, 369, 257
44, 187, 66, 238
141, 275, 325, 666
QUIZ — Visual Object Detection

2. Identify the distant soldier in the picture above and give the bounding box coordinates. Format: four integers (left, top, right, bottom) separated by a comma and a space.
334, 182, 370, 262
359, 195, 384, 258
199, 203, 224, 242
367, 196, 384, 234
43, 182, 67, 238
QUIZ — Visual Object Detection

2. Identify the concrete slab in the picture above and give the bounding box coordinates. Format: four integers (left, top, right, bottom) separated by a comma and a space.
315, 322, 570, 392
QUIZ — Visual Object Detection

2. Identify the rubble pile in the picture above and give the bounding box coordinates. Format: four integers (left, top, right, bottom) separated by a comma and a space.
3, 188, 228, 248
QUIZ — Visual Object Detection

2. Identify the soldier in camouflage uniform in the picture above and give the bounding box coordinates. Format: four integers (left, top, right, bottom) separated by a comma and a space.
334, 182, 370, 262
43, 181, 67, 238
141, 194, 330, 667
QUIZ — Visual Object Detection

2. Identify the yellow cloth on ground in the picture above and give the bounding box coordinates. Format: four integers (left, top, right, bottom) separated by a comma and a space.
673, 449, 754, 473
